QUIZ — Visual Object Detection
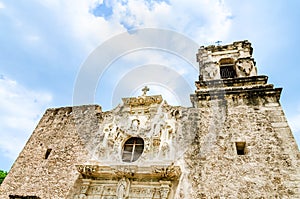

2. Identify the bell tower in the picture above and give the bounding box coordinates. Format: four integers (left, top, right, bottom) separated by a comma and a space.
189, 40, 300, 198
191, 40, 282, 107
197, 40, 256, 81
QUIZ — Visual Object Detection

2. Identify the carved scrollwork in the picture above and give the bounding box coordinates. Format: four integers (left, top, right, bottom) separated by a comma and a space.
195, 81, 201, 90
122, 95, 163, 107
169, 108, 182, 119
113, 166, 137, 177
152, 165, 181, 180
153, 138, 161, 147
77, 165, 97, 176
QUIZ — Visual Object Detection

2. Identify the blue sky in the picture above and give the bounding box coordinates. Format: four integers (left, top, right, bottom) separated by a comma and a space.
0, 0, 299, 171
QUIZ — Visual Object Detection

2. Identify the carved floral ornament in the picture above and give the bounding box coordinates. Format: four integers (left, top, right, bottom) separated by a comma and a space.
235, 57, 257, 77
152, 164, 181, 180
76, 165, 97, 175
200, 57, 257, 81
75, 164, 181, 180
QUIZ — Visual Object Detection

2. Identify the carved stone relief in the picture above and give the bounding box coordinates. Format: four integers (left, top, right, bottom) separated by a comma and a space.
76, 99, 189, 199
73, 179, 173, 199
235, 58, 257, 77
201, 62, 220, 80
74, 164, 180, 198
73, 179, 91, 199
116, 177, 130, 199
90, 101, 187, 164
130, 118, 140, 131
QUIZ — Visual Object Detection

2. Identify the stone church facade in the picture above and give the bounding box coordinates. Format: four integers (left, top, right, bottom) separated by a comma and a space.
0, 40, 299, 198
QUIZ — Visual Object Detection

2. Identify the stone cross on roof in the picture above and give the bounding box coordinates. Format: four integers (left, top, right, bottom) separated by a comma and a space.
142, 86, 149, 96
215, 40, 222, 46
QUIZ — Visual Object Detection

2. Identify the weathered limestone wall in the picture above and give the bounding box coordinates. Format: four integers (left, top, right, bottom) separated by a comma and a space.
1, 40, 299, 199
0, 105, 102, 199
0, 97, 299, 198
185, 95, 300, 198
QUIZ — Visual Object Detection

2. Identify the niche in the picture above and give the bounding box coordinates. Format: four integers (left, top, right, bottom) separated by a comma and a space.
235, 142, 246, 155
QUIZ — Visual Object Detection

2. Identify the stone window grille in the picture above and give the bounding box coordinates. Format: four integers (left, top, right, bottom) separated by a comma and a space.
122, 137, 144, 162
219, 58, 236, 79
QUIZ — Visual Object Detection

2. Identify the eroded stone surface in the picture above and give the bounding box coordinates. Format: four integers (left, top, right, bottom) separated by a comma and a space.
1, 41, 299, 199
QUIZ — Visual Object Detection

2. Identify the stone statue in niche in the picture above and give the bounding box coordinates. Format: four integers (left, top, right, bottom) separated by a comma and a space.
116, 177, 130, 199
160, 142, 170, 158
102, 122, 118, 144
235, 58, 257, 77
202, 62, 219, 80
156, 118, 176, 159
94, 143, 106, 159
143, 137, 151, 152
93, 123, 115, 159
131, 119, 140, 131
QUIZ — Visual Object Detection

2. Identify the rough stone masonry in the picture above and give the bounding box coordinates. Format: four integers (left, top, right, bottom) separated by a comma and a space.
0, 40, 299, 199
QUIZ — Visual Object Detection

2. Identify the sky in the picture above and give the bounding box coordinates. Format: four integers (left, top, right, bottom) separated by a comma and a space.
0, 0, 299, 171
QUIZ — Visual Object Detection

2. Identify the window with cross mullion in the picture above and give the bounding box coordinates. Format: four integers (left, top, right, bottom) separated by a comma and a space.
122, 137, 144, 163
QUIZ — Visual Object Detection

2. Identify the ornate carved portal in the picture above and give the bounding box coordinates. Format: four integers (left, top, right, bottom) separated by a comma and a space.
73, 165, 180, 199
71, 94, 186, 199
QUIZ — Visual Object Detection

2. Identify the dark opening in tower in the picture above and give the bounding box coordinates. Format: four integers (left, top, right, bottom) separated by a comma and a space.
219, 58, 236, 79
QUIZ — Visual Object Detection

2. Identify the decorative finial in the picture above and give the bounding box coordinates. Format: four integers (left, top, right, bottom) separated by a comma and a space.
142, 86, 149, 96
215, 41, 222, 46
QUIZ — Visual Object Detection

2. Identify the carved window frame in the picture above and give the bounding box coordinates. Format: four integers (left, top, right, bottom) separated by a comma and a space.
122, 137, 144, 163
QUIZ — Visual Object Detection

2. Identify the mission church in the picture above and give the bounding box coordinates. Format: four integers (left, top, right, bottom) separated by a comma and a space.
0, 40, 299, 198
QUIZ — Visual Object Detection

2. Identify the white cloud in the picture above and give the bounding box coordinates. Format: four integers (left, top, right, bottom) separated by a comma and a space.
0, 75, 52, 159
33, 0, 125, 53
25, 35, 41, 43
290, 113, 300, 133
288, 108, 300, 148
102, 0, 232, 43
29, 0, 232, 53
0, 1, 5, 9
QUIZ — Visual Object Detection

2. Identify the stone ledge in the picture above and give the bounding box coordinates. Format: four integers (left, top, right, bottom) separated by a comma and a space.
196, 75, 268, 89
76, 164, 181, 180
